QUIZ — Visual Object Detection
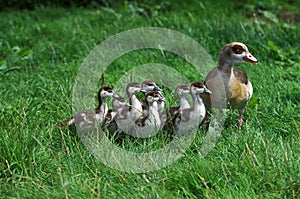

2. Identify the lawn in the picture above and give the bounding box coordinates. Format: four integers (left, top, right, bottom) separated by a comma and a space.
0, 0, 299, 198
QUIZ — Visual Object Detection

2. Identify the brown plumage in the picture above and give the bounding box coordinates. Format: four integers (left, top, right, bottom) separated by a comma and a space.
175, 82, 211, 133
201, 42, 258, 130
140, 80, 165, 113
58, 86, 116, 128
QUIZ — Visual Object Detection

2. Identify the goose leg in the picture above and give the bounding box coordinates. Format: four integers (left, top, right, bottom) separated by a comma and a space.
238, 113, 243, 130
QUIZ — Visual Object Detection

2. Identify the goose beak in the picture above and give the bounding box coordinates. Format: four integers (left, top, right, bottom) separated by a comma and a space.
204, 87, 212, 94
158, 92, 165, 102
125, 102, 131, 107
154, 97, 161, 102
153, 86, 162, 91
118, 101, 129, 106
159, 96, 166, 102
112, 93, 119, 98
183, 90, 191, 94
158, 97, 166, 102
140, 88, 147, 93
243, 52, 258, 64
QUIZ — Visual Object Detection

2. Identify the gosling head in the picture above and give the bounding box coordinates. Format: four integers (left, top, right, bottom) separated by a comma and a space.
190, 82, 212, 94
175, 84, 190, 97
98, 86, 116, 99
145, 91, 161, 105
140, 80, 161, 93
126, 82, 141, 96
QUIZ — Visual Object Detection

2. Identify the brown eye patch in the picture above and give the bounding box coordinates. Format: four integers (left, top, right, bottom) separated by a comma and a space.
232, 45, 244, 54
191, 81, 204, 88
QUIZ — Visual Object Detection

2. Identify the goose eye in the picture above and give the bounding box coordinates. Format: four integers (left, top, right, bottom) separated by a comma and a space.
232, 45, 244, 54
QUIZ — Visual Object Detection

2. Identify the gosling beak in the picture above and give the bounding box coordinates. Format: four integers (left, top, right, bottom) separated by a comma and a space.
140, 88, 147, 93
117, 101, 128, 106
153, 86, 162, 91
125, 102, 131, 107
204, 87, 212, 94
158, 96, 166, 102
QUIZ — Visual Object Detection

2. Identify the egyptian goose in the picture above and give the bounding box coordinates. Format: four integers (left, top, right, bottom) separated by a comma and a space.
125, 82, 143, 120
103, 95, 130, 124
161, 84, 191, 131
59, 86, 116, 128
175, 82, 211, 133
201, 42, 258, 130
134, 91, 162, 137
140, 80, 167, 129
110, 95, 130, 120
140, 80, 165, 112
114, 82, 143, 132
175, 84, 191, 111
103, 95, 129, 134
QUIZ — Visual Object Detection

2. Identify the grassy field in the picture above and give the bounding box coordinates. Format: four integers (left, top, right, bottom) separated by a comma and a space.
1, 0, 299, 198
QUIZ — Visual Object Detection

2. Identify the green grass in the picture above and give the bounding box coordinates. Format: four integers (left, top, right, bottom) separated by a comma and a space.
1, 0, 300, 198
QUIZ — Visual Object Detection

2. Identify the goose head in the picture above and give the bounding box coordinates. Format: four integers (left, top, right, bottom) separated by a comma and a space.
145, 91, 161, 106
190, 82, 212, 94
140, 80, 161, 93
126, 82, 141, 96
141, 80, 165, 104
218, 42, 258, 67
98, 86, 116, 99
175, 84, 190, 97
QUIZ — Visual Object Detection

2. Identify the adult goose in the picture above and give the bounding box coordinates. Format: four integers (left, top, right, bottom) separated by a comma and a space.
201, 42, 258, 130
